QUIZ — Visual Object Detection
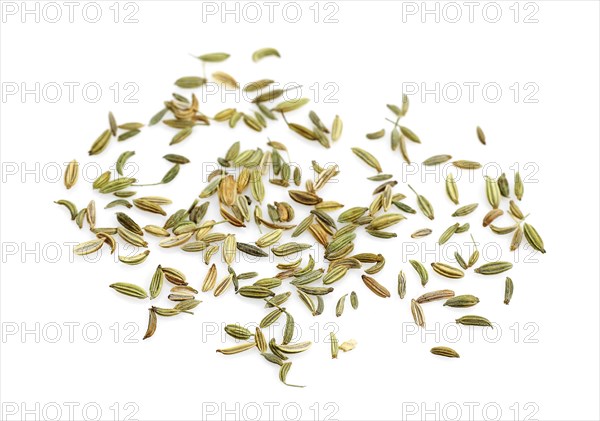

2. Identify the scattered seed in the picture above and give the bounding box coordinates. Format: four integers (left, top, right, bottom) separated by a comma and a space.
431, 346, 460, 358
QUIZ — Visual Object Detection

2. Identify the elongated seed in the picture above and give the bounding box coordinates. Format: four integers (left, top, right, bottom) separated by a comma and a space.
409, 185, 434, 220
456, 315, 493, 328
288, 190, 322, 206
411, 299, 425, 328
110, 282, 148, 299
416, 289, 455, 304
216, 342, 256, 355
336, 294, 347, 317
351, 147, 382, 172
331, 115, 343, 141
439, 223, 459, 245
455, 252, 468, 270
225, 324, 253, 340
410, 260, 429, 287
237, 242, 268, 257
514, 172, 524, 200
118, 250, 150, 265
214, 274, 233, 297
510, 225, 523, 251
89, 129, 111, 156
398, 271, 406, 299
444, 295, 480, 307
509, 200, 525, 220
64, 160, 79, 189
498, 173, 510, 197
445, 174, 459, 204
143, 309, 157, 340
330, 332, 339, 359
483, 209, 503, 227
411, 228, 432, 238
323, 266, 349, 285
453, 160, 482, 170
361, 275, 390, 298
423, 155, 452, 166
485, 176, 500, 209
490, 224, 518, 235
474, 261, 513, 275
238, 286, 275, 299
452, 203, 478, 217
476, 126, 486, 145
431, 262, 464, 279
504, 277, 514, 305
55, 200, 78, 220
366, 129, 385, 140
272, 242, 311, 257
256, 229, 283, 248
149, 265, 164, 299
431, 346, 460, 358
523, 223, 546, 253
275, 341, 312, 354
350, 291, 359, 309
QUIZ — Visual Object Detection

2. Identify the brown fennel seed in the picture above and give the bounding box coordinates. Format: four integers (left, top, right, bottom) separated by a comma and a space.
361, 275, 390, 298
411, 299, 426, 328
59, 47, 547, 386
64, 160, 79, 189
476, 126, 486, 145
143, 308, 157, 340
431, 346, 460, 358
416, 290, 455, 304
483, 209, 503, 227
431, 262, 464, 279
411, 228, 432, 238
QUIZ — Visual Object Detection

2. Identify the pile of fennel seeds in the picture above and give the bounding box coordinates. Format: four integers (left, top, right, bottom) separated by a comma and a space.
56, 48, 546, 387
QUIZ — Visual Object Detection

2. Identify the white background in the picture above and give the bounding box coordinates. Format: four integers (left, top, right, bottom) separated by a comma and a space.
1, 1, 599, 420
